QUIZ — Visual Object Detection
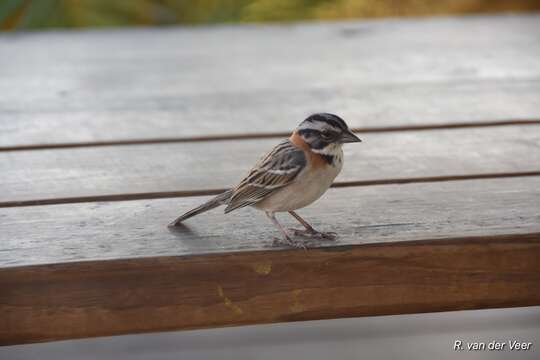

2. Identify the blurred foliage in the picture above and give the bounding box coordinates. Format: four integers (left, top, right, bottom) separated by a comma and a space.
1, 0, 540, 30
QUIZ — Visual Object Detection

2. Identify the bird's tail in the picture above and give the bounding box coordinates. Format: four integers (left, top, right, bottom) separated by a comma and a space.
168, 189, 233, 226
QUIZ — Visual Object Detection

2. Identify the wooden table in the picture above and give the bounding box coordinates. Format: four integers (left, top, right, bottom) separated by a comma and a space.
1, 14, 540, 346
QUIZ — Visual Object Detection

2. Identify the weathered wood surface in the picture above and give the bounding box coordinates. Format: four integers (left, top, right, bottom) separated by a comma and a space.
1, 177, 540, 267
1, 126, 540, 205
1, 232, 539, 345
1, 14, 540, 148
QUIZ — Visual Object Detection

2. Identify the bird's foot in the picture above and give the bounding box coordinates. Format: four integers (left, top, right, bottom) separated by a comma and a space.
272, 235, 307, 250
289, 228, 338, 241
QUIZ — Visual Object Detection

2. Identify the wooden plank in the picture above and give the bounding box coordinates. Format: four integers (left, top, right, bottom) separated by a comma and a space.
1, 235, 539, 345
1, 14, 540, 147
1, 126, 540, 205
1, 177, 540, 344
1, 177, 540, 267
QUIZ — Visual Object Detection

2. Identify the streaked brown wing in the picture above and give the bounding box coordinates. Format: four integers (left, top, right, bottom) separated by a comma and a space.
224, 140, 306, 213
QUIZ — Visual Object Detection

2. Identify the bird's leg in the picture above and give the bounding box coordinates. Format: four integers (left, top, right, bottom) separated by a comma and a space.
266, 212, 307, 249
288, 211, 337, 241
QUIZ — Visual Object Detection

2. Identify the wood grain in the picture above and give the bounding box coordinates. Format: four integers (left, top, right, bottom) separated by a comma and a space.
1, 177, 540, 267
1, 233, 539, 345
1, 14, 540, 147
1, 126, 540, 205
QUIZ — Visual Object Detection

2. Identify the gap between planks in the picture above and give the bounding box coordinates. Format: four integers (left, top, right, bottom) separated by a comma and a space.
1, 119, 539, 152
1, 170, 540, 208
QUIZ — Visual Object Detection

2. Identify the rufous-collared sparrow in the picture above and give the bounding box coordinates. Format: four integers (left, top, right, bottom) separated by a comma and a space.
170, 113, 361, 248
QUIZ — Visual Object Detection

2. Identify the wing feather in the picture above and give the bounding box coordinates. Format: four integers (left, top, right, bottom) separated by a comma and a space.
224, 140, 306, 213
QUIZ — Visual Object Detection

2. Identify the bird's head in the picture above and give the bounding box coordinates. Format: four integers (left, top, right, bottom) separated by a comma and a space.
294, 113, 361, 155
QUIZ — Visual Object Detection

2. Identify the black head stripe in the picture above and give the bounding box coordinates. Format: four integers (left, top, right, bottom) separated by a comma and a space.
310, 139, 329, 150
298, 129, 330, 150
304, 113, 348, 131
322, 113, 348, 131
298, 128, 318, 138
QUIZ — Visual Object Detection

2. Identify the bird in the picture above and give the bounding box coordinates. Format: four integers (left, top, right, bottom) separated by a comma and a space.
169, 113, 361, 248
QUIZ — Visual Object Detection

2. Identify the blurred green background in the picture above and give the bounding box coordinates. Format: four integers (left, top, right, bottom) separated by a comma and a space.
1, 0, 540, 30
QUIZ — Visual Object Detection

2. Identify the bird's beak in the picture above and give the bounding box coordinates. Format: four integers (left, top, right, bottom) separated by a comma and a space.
340, 130, 362, 143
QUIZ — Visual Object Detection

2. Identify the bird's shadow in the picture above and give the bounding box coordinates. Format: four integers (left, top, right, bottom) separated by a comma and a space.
166, 220, 281, 250
166, 222, 197, 239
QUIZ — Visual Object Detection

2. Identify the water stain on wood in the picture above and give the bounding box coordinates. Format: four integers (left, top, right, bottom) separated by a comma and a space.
217, 285, 243, 316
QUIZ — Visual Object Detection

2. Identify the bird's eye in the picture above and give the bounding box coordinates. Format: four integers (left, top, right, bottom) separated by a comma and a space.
321, 130, 332, 139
